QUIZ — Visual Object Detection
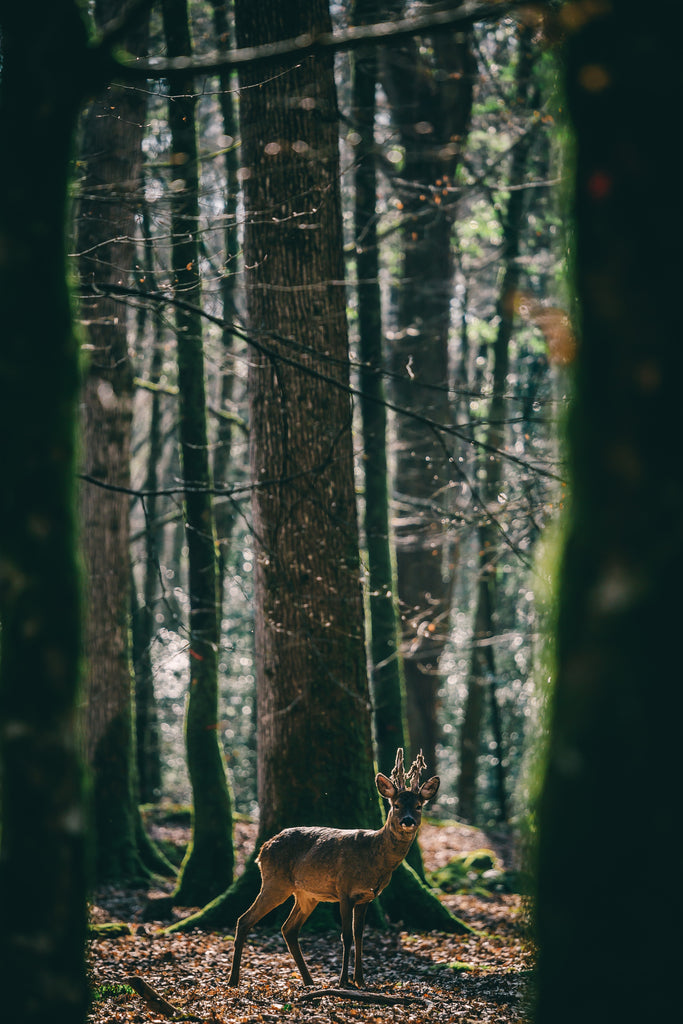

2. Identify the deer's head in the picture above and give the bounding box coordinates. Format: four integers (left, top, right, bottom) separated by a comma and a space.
376, 748, 440, 837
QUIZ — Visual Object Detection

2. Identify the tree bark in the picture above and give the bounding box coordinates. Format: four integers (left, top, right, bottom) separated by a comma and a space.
234, 0, 379, 844
0, 4, 93, 1020
166, 0, 465, 937
132, 201, 165, 805
208, 0, 242, 606
535, 4, 683, 1021
76, 0, 150, 883
161, 0, 235, 907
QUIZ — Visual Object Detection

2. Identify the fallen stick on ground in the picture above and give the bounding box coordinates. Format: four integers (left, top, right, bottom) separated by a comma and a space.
124, 975, 193, 1020
297, 987, 433, 1008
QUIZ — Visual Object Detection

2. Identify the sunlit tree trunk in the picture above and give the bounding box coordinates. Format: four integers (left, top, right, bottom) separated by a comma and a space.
208, 0, 242, 605
165, 0, 465, 938
536, 5, 683, 1022
132, 201, 165, 805
235, 0, 379, 845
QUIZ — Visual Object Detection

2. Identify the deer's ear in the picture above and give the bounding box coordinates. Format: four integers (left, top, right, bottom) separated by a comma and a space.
376, 773, 397, 800
419, 776, 440, 802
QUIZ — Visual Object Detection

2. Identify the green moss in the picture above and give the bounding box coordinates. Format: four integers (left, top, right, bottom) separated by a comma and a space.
88, 922, 132, 938
427, 848, 528, 895
381, 861, 471, 933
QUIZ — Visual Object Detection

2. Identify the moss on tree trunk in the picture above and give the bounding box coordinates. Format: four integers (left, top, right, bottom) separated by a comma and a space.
161, 0, 235, 907
535, 5, 683, 1022
0, 5, 93, 1020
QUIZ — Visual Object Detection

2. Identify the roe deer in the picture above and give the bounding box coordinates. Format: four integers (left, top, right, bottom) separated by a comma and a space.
227, 748, 439, 988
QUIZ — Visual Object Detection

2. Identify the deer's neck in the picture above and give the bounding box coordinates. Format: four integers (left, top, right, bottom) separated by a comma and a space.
374, 819, 416, 869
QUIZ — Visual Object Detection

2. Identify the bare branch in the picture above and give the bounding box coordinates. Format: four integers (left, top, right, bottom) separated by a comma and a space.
102, 1, 525, 81
78, 282, 564, 485
298, 987, 432, 1007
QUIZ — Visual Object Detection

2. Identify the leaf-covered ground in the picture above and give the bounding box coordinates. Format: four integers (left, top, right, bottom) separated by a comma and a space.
88, 820, 535, 1024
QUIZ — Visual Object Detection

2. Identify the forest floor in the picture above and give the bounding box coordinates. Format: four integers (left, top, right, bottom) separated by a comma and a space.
88, 817, 535, 1024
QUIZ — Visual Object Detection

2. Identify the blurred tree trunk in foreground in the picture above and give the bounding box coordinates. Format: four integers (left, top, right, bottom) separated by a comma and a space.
0, 5, 91, 1021
536, 4, 683, 1022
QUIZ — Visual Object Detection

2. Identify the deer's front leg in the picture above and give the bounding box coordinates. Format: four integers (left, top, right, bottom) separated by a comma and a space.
338, 895, 354, 987
352, 901, 369, 987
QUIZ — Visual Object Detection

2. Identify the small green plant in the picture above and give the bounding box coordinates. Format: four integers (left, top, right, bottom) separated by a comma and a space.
91, 982, 136, 1001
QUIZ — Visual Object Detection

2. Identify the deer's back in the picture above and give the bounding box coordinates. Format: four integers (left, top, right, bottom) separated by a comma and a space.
257, 826, 384, 903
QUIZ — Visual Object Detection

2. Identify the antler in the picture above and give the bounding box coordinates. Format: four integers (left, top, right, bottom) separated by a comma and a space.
390, 748, 406, 791
389, 748, 428, 792
406, 749, 427, 792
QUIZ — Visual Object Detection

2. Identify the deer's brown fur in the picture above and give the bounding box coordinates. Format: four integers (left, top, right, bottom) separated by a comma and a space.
227, 749, 439, 988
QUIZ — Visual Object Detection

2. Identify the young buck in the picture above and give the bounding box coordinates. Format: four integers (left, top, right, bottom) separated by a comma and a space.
228, 749, 439, 988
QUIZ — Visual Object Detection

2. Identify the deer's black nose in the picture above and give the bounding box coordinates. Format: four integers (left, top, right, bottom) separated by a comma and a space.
401, 815, 417, 829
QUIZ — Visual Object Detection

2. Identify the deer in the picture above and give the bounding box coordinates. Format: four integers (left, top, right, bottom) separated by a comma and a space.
227, 748, 439, 989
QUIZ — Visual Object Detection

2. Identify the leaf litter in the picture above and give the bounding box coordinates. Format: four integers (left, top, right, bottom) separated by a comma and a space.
88, 820, 535, 1024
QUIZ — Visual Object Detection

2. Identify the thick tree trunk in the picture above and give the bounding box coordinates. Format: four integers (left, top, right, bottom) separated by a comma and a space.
0, 5, 92, 1020
166, 0, 465, 937
76, 1, 150, 881
235, 0, 379, 843
161, 0, 235, 907
535, 5, 683, 1022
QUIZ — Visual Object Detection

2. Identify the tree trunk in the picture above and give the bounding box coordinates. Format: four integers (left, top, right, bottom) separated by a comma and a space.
235, 0, 379, 843
132, 205, 165, 804
208, 0, 242, 606
380, 0, 475, 772
0, 5, 91, 1020
76, 0, 150, 883
166, 0, 465, 937
161, 0, 235, 907
535, 4, 683, 1022
166, 0, 379, 930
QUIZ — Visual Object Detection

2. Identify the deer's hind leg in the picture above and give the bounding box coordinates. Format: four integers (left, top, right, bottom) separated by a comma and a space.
281, 892, 318, 986
228, 883, 292, 987
352, 901, 369, 987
